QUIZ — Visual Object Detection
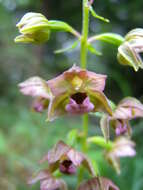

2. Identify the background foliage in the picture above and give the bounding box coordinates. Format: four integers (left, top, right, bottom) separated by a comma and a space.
0, 0, 143, 189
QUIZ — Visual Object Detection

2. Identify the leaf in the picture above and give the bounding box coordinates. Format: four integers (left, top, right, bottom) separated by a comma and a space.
54, 40, 79, 54
87, 43, 102, 56
90, 6, 110, 23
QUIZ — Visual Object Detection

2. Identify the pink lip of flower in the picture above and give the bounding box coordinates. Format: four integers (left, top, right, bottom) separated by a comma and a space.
65, 93, 94, 114
115, 120, 128, 136
18, 65, 113, 121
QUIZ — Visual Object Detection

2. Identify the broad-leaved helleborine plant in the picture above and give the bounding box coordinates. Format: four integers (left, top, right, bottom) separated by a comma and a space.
15, 0, 143, 189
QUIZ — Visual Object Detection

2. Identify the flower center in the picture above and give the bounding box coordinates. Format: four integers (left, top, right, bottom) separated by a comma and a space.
59, 160, 76, 175
71, 92, 87, 104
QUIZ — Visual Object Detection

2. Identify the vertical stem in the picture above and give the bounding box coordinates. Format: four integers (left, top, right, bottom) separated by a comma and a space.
78, 0, 90, 185
82, 114, 88, 152
80, 0, 90, 153
80, 0, 89, 69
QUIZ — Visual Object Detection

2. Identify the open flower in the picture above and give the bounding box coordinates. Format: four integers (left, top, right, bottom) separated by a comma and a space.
19, 65, 112, 121
28, 170, 67, 190
100, 97, 143, 137
15, 12, 50, 43
105, 137, 136, 174
117, 28, 143, 71
77, 177, 119, 190
40, 140, 95, 176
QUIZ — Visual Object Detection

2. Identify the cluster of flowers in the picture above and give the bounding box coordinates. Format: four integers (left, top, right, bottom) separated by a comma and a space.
16, 12, 143, 190
19, 64, 142, 189
28, 140, 121, 190
19, 65, 143, 136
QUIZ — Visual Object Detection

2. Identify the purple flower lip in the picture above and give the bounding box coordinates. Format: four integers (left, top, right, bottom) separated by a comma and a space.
65, 92, 94, 114
115, 120, 127, 136
59, 160, 76, 175
33, 102, 44, 112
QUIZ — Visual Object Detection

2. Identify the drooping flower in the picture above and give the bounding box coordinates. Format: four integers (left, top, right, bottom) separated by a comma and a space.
105, 137, 136, 174
28, 170, 67, 190
19, 65, 113, 121
117, 28, 143, 71
77, 176, 119, 190
100, 97, 143, 138
15, 12, 50, 43
40, 140, 95, 176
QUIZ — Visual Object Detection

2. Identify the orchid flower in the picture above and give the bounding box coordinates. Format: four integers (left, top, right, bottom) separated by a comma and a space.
19, 65, 112, 121
40, 140, 95, 176
100, 97, 143, 137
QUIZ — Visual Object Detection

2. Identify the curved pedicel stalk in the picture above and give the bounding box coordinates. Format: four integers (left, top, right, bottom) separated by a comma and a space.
15, 0, 143, 189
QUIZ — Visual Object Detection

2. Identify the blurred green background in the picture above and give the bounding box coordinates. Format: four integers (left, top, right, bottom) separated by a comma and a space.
0, 0, 143, 189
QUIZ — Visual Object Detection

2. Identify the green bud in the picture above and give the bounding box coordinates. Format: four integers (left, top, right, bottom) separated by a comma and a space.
15, 12, 50, 44
117, 28, 143, 71
125, 28, 143, 41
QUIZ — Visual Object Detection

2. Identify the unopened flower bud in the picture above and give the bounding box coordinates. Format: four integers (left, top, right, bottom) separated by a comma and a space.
117, 28, 143, 71
15, 12, 50, 44
125, 28, 143, 41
